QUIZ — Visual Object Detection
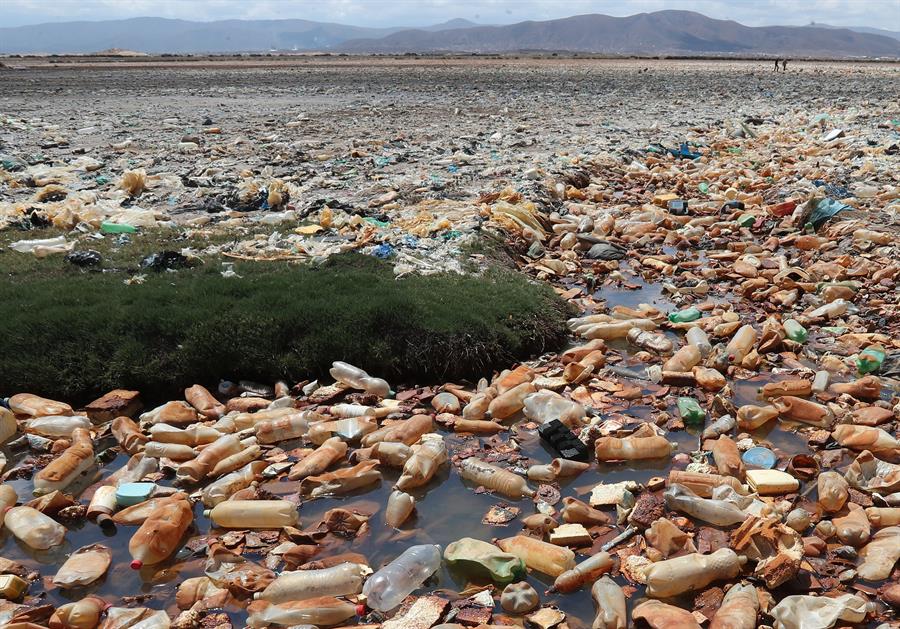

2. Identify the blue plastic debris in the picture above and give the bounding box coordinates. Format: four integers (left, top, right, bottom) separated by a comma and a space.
809, 198, 851, 230
371, 244, 395, 259
742, 446, 777, 469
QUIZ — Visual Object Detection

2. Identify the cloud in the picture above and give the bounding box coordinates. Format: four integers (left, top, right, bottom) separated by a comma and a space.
1, 0, 898, 29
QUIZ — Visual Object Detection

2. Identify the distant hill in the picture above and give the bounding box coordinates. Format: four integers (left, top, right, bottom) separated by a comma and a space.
340, 10, 900, 58
808, 22, 900, 41
1, 11, 897, 58
0, 17, 406, 54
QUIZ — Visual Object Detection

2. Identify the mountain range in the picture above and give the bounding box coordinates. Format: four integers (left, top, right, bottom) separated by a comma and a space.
1, 11, 897, 58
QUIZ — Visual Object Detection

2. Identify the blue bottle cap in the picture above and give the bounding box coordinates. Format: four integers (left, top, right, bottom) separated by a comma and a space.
116, 482, 156, 507
742, 446, 777, 469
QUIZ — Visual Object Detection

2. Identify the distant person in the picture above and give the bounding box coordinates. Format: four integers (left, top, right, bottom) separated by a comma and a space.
782, 59, 789, 71
775, 58, 781, 71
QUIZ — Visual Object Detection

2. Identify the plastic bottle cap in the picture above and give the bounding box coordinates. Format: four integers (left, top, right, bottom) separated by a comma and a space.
742, 446, 777, 469
356, 604, 367, 616
202, 509, 212, 518
130, 560, 143, 570
253, 592, 261, 600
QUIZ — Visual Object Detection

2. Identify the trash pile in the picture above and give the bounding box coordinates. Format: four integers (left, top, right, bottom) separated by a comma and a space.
2, 61, 900, 629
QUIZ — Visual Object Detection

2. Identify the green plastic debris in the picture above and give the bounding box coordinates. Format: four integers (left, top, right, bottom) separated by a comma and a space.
698, 182, 709, 194
668, 307, 701, 324
857, 345, 885, 375
444, 537, 525, 583
783, 319, 808, 343
100, 222, 137, 234
737, 214, 755, 227
676, 397, 705, 425
95, 175, 110, 185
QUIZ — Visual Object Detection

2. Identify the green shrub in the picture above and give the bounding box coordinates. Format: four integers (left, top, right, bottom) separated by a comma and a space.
0, 254, 570, 403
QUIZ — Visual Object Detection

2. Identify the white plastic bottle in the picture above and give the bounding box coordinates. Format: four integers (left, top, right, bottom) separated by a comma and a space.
4, 505, 66, 549
204, 500, 299, 528
685, 326, 712, 357
362, 544, 442, 611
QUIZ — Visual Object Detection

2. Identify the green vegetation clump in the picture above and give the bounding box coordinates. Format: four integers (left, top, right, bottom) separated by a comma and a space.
0, 252, 570, 402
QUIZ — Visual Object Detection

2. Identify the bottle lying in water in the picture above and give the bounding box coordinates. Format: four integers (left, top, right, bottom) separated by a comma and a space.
362, 544, 442, 611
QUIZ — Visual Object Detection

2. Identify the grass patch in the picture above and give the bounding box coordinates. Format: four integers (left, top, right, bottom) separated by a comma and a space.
0, 252, 570, 403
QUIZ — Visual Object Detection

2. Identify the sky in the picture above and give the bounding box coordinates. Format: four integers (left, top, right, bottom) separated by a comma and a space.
1, 0, 898, 30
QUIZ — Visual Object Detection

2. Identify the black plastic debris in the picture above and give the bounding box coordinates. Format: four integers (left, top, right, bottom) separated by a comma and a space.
538, 419, 590, 461
140, 251, 190, 271
65, 250, 103, 267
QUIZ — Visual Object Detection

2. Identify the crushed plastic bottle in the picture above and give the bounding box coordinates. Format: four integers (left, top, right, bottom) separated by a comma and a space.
362, 544, 442, 611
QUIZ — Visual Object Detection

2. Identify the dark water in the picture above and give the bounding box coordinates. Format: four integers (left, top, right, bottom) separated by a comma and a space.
1, 270, 893, 627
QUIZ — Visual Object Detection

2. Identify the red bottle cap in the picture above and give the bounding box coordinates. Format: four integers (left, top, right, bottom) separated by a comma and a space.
356, 603, 366, 616
130, 559, 143, 570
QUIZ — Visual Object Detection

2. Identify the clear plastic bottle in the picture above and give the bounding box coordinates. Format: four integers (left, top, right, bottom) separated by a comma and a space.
330, 361, 390, 397
459, 458, 535, 499
143, 442, 197, 461
362, 544, 442, 611
149, 423, 223, 446
685, 326, 712, 357
644, 548, 744, 598
664, 484, 747, 526
204, 500, 299, 529
4, 505, 66, 550
522, 390, 585, 427
663, 345, 701, 372
396, 435, 448, 491
626, 328, 674, 354
591, 576, 626, 629
23, 415, 91, 438
255, 413, 312, 444
487, 382, 536, 419
723, 324, 757, 365
8, 393, 73, 417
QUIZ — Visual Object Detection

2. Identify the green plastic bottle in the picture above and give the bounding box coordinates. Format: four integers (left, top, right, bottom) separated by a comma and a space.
783, 319, 808, 343
100, 222, 137, 234
677, 397, 705, 425
668, 307, 701, 324
856, 345, 885, 375
737, 214, 755, 227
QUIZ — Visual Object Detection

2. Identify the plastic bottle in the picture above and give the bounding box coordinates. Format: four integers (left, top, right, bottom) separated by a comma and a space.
723, 324, 757, 365
462, 387, 496, 420
288, 437, 348, 480
667, 471, 745, 498
711, 435, 745, 480
144, 441, 197, 461
551, 551, 613, 593
830, 375, 881, 399
396, 435, 448, 490
255, 562, 368, 603
701, 414, 736, 440
856, 344, 886, 374
247, 598, 355, 628
8, 393, 73, 417
488, 382, 537, 419
857, 526, 900, 581
0, 574, 29, 600
685, 326, 712, 357
361, 414, 433, 447
494, 364, 534, 393
783, 319, 808, 343
0, 407, 17, 443
561, 496, 611, 525
201, 461, 267, 507
176, 434, 243, 484
694, 366, 727, 391
583, 319, 655, 341
255, 413, 311, 444
385, 490, 415, 528
459, 458, 535, 499
645, 548, 744, 598
149, 423, 223, 446
736, 404, 779, 430
668, 307, 701, 323
300, 460, 382, 498
0, 485, 18, 525
4, 505, 66, 549
527, 458, 590, 482
595, 434, 673, 461
184, 384, 225, 419
309, 416, 378, 446
34, 427, 95, 495
864, 507, 900, 527
129, 498, 193, 569
362, 544, 442, 611
832, 424, 900, 458
24, 415, 91, 438
87, 485, 118, 528
760, 379, 812, 398
330, 361, 390, 397
205, 500, 299, 529
496, 535, 575, 578
664, 484, 748, 526
368, 441, 413, 467
664, 345, 701, 372
710, 583, 758, 629
210, 443, 262, 479
591, 576, 626, 629
817, 471, 849, 512
522, 390, 585, 427
626, 327, 674, 354
111, 416, 148, 454
677, 397, 705, 425
773, 396, 833, 427
49, 596, 108, 629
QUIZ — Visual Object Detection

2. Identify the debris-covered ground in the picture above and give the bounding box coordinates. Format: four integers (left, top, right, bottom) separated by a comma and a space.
1, 57, 899, 629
